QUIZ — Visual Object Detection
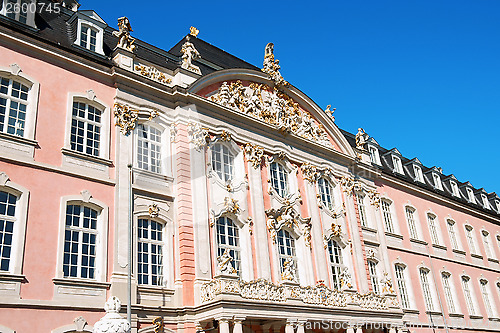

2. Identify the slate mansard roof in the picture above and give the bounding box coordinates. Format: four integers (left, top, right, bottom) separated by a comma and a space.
1, 0, 498, 218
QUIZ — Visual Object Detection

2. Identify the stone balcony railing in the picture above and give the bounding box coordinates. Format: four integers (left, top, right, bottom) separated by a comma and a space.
200, 276, 401, 311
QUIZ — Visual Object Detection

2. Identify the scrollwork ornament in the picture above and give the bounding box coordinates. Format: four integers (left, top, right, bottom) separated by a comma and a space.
219, 131, 231, 142
134, 64, 172, 85
301, 162, 318, 184
188, 122, 210, 151
148, 203, 160, 218
244, 143, 264, 169
339, 175, 360, 195
153, 317, 164, 333
262, 43, 288, 87
367, 189, 381, 209
114, 103, 138, 135
224, 197, 240, 214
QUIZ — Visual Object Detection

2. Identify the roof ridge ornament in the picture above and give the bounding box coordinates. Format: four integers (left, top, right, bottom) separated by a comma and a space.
190, 26, 199, 37
262, 43, 289, 87
113, 17, 136, 52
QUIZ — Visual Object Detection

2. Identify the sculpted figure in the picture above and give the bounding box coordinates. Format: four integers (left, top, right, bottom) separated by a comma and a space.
355, 128, 369, 150
113, 17, 135, 52
181, 36, 201, 73
217, 248, 237, 275
281, 257, 297, 282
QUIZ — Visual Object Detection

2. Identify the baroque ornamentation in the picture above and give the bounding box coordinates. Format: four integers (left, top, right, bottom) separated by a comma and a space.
190, 26, 200, 37
200, 277, 398, 310
148, 203, 160, 218
217, 249, 237, 275
339, 175, 360, 195
134, 64, 172, 85
244, 143, 264, 169
262, 43, 288, 87
281, 258, 298, 283
209, 81, 331, 147
301, 162, 318, 183
325, 105, 336, 122
9, 63, 21, 76
113, 103, 158, 135
93, 296, 130, 333
170, 123, 177, 142
224, 197, 240, 214
323, 223, 343, 248
153, 317, 164, 333
367, 189, 381, 208
355, 128, 369, 150
187, 122, 210, 151
113, 17, 136, 52
381, 271, 395, 294
340, 267, 353, 289
181, 36, 201, 74
266, 201, 311, 245
219, 130, 231, 142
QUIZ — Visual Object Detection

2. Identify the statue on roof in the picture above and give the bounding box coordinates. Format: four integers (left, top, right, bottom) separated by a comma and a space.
262, 43, 288, 87
355, 128, 369, 150
325, 105, 336, 122
113, 17, 136, 52
181, 36, 201, 74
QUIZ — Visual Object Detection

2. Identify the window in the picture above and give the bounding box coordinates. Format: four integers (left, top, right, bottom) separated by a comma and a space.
0, 76, 29, 137
216, 216, 240, 276
481, 194, 490, 209
427, 214, 439, 244
392, 155, 403, 174
496, 200, 500, 213
327, 240, 343, 290
462, 276, 476, 315
137, 124, 162, 173
465, 225, 477, 254
270, 162, 288, 197
137, 218, 164, 286
467, 188, 475, 204
0, 191, 16, 272
211, 143, 234, 182
447, 220, 459, 250
80, 25, 98, 52
442, 273, 456, 313
482, 231, 494, 259
419, 268, 434, 311
381, 200, 395, 233
63, 204, 98, 279
369, 146, 380, 165
318, 177, 334, 210
277, 229, 297, 281
368, 260, 379, 294
450, 181, 460, 197
414, 165, 424, 182
433, 173, 443, 190
395, 264, 410, 308
70, 101, 102, 157
405, 207, 418, 239
480, 280, 495, 318
356, 193, 367, 227
2, 0, 35, 26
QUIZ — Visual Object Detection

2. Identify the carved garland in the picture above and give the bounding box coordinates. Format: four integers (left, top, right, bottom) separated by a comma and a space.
134, 64, 172, 85
113, 103, 158, 135
209, 81, 331, 147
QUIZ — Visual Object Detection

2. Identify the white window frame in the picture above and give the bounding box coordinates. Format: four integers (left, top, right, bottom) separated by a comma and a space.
381, 198, 398, 234
0, 65, 40, 159
368, 146, 381, 165
450, 181, 460, 197
479, 278, 498, 318
413, 165, 424, 183
432, 173, 443, 191
0, 171, 28, 277
211, 142, 234, 183
441, 271, 459, 314
481, 230, 495, 259
419, 267, 437, 312
465, 224, 479, 255
446, 219, 460, 250
70, 12, 105, 55
462, 275, 479, 316
277, 228, 299, 283
135, 122, 166, 175
392, 155, 403, 174
266, 156, 298, 200
55, 191, 108, 282
62, 93, 110, 163
356, 192, 368, 227
481, 194, 490, 210
367, 259, 380, 294
137, 217, 166, 286
427, 212, 442, 245
404, 205, 420, 239
0, 0, 37, 27
394, 263, 414, 309
215, 216, 241, 277
317, 177, 335, 211
466, 188, 476, 204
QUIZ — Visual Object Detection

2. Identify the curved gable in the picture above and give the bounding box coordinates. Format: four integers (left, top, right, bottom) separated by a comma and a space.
188, 69, 355, 158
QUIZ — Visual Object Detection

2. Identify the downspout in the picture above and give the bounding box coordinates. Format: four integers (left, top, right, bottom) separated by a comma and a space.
426, 244, 450, 333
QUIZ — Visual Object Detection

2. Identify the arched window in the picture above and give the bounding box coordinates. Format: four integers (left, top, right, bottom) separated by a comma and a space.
216, 216, 240, 275
0, 190, 16, 271
137, 124, 162, 173
367, 260, 379, 294
63, 204, 99, 279
318, 177, 334, 210
211, 143, 234, 182
395, 264, 410, 308
441, 272, 457, 313
419, 268, 434, 311
327, 240, 343, 290
381, 199, 395, 233
270, 162, 288, 197
137, 218, 165, 286
70, 101, 103, 157
405, 206, 418, 239
277, 229, 297, 280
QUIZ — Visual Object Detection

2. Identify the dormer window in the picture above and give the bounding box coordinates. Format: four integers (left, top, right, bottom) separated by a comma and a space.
392, 155, 403, 174
450, 181, 460, 197
369, 146, 381, 165
496, 200, 500, 213
1, 0, 36, 27
466, 188, 475, 204
481, 194, 490, 209
414, 165, 424, 182
70, 10, 106, 56
432, 173, 443, 191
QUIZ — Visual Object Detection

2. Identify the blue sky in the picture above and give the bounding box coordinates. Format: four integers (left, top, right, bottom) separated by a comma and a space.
84, 0, 500, 194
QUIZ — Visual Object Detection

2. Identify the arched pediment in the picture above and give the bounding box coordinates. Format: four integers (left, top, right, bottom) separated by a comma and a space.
188, 69, 356, 158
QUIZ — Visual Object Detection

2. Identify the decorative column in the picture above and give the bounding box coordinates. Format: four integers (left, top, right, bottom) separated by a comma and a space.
219, 318, 230, 333
233, 318, 245, 333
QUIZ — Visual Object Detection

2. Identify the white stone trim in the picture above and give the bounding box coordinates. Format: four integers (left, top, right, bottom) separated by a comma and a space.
69, 12, 106, 56
0, 0, 36, 28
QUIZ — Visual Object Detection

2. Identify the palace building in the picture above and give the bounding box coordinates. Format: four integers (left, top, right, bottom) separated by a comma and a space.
0, 1, 499, 332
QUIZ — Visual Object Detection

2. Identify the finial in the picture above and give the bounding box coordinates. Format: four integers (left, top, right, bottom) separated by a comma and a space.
190, 26, 199, 37
262, 43, 288, 87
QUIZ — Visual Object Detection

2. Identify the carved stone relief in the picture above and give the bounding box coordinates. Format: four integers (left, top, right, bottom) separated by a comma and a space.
265, 200, 311, 248
113, 103, 158, 135
187, 122, 210, 151
134, 64, 172, 85
113, 17, 136, 52
181, 36, 201, 74
244, 143, 264, 169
